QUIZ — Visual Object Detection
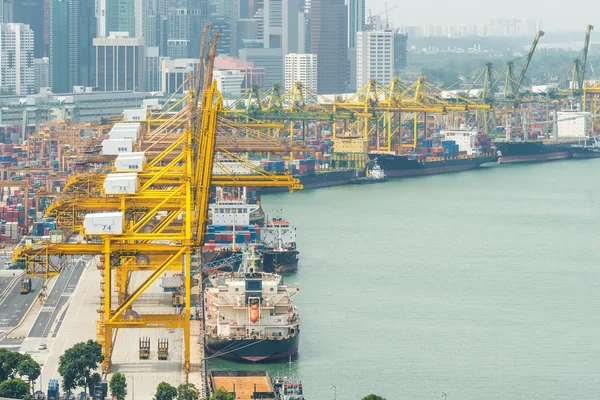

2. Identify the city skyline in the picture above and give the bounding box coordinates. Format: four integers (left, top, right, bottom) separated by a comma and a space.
368, 0, 595, 32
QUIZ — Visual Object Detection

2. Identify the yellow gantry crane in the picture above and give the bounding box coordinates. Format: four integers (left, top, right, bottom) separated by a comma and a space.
14, 29, 303, 375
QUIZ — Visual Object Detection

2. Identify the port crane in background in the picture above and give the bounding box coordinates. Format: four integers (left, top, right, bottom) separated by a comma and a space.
552, 24, 594, 100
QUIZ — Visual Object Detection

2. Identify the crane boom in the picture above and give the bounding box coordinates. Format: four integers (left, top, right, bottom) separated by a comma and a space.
514, 30, 544, 95
579, 24, 594, 90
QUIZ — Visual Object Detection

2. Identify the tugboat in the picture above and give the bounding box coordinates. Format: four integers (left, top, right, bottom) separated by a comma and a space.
273, 376, 305, 399
261, 218, 299, 273
348, 159, 387, 184
204, 248, 300, 362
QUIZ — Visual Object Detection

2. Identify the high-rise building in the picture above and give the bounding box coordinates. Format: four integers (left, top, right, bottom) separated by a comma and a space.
0, 0, 13, 23
284, 53, 317, 92
13, 0, 45, 57
50, 0, 96, 93
213, 69, 244, 98
393, 32, 407, 73
347, 0, 364, 48
310, 0, 347, 93
99, 0, 136, 37
145, 46, 161, 91
93, 32, 146, 91
34, 57, 50, 92
165, 0, 210, 59
209, 14, 232, 56
160, 57, 199, 93
263, 0, 304, 55
356, 30, 394, 88
0, 23, 35, 95
239, 47, 282, 87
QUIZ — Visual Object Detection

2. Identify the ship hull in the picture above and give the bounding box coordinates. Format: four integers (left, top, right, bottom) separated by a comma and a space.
371, 153, 496, 178
262, 250, 299, 273
495, 141, 574, 164
572, 149, 600, 159
498, 151, 571, 164
205, 335, 299, 362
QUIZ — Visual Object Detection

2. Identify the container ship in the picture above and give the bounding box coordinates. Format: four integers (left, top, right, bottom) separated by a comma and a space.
204, 248, 300, 362
370, 129, 497, 177
495, 110, 597, 163
494, 141, 574, 163
260, 218, 299, 273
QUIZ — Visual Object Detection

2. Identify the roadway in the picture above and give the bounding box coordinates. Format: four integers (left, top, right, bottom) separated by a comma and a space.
0, 271, 43, 335
29, 258, 86, 338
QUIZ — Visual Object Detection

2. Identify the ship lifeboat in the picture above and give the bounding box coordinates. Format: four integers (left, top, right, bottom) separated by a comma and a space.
250, 304, 259, 323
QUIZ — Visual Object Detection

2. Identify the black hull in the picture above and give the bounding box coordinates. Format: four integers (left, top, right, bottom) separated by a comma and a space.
261, 170, 356, 193
370, 153, 496, 177
262, 250, 299, 273
495, 141, 577, 163
205, 335, 299, 362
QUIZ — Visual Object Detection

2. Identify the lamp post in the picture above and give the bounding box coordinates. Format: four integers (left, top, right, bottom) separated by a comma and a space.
331, 385, 336, 400
128, 375, 135, 400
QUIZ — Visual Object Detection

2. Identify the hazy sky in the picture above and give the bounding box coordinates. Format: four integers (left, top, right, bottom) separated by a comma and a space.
368, 0, 596, 32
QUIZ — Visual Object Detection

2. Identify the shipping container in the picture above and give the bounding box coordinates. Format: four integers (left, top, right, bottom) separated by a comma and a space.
83, 212, 124, 235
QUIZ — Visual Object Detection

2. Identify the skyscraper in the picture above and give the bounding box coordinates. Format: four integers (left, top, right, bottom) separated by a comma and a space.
356, 30, 394, 88
94, 32, 146, 91
263, 0, 304, 54
310, 0, 347, 94
0, 23, 35, 94
99, 0, 136, 37
284, 53, 317, 92
50, 0, 96, 93
347, 0, 364, 48
13, 0, 45, 57
165, 0, 209, 59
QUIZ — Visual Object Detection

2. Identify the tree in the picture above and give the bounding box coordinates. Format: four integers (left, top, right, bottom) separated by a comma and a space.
17, 355, 41, 393
177, 383, 200, 400
109, 372, 128, 400
209, 386, 234, 400
0, 378, 30, 399
154, 382, 178, 400
0, 348, 25, 381
57, 340, 103, 394
362, 395, 386, 400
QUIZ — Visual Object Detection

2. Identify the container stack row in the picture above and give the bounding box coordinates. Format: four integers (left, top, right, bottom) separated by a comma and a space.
203, 224, 264, 252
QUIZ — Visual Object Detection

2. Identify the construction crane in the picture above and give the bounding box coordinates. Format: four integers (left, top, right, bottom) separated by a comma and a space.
367, 4, 398, 30
494, 30, 544, 99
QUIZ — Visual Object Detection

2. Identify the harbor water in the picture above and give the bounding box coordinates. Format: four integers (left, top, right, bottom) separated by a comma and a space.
208, 159, 600, 399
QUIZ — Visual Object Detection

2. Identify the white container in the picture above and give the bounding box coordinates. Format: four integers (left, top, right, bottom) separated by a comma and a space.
109, 129, 138, 141
103, 173, 138, 195
102, 139, 133, 155
113, 122, 141, 130
83, 212, 123, 235
212, 160, 262, 175
115, 152, 146, 172
123, 108, 147, 122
